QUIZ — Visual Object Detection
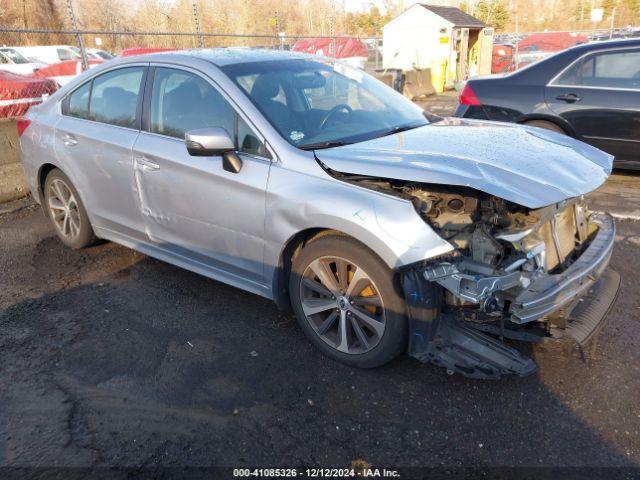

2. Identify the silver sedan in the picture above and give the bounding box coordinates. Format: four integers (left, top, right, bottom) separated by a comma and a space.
19, 49, 620, 378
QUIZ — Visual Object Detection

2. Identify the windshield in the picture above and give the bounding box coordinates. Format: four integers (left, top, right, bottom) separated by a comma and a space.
0, 48, 30, 64
222, 59, 428, 149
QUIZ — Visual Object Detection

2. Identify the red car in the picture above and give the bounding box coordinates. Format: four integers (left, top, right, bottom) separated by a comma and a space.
0, 70, 58, 118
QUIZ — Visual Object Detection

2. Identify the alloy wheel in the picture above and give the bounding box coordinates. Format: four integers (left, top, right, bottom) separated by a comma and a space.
299, 256, 386, 354
47, 178, 81, 240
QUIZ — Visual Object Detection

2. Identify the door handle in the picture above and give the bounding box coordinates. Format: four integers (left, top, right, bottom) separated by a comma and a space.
135, 157, 160, 171
62, 134, 78, 146
556, 93, 581, 103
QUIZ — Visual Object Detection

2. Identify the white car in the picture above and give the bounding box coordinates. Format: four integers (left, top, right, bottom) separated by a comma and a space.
0, 48, 45, 75
11, 45, 80, 65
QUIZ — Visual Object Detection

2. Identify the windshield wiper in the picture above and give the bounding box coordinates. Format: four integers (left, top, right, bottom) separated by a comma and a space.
378, 123, 425, 137
299, 140, 352, 151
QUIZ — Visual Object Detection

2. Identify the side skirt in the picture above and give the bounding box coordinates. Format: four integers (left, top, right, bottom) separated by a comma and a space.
93, 225, 273, 301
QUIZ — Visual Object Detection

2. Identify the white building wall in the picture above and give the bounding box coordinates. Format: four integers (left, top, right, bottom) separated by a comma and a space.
382, 5, 454, 71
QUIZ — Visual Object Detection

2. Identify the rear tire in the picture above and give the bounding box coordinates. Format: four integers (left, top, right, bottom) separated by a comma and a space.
43, 169, 96, 249
289, 234, 408, 368
524, 119, 565, 134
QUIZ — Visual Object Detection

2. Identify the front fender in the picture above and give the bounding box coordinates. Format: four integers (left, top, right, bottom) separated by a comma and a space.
264, 165, 454, 272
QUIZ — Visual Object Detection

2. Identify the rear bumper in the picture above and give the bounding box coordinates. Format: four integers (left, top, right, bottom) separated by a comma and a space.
510, 213, 616, 324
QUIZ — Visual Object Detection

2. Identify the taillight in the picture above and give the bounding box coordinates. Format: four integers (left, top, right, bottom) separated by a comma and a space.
459, 83, 481, 106
16, 119, 31, 137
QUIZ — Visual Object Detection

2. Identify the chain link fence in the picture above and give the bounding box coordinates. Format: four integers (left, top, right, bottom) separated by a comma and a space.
0, 26, 383, 119
491, 26, 639, 73
0, 0, 385, 118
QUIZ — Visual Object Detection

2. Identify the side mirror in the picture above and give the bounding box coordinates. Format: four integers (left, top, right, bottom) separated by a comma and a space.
185, 127, 243, 173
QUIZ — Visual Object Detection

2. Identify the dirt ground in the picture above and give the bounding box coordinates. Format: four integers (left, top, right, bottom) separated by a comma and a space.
1, 93, 639, 475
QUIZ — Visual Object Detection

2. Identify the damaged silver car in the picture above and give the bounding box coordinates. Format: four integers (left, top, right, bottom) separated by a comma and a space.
19, 50, 619, 378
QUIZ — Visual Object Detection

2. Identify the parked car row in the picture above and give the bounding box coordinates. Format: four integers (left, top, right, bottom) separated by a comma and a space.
0, 47, 45, 75
0, 45, 116, 116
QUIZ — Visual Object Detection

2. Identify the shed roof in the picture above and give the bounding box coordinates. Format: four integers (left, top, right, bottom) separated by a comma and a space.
418, 4, 486, 28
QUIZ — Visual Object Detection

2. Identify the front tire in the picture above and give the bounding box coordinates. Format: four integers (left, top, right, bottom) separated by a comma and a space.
289, 234, 407, 368
44, 169, 96, 249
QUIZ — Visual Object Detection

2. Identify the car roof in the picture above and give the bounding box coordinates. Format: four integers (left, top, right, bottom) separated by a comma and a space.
121, 48, 315, 66
568, 37, 640, 53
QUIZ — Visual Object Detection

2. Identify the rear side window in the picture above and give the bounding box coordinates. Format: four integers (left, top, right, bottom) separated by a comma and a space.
88, 67, 145, 128
65, 81, 91, 118
553, 49, 640, 90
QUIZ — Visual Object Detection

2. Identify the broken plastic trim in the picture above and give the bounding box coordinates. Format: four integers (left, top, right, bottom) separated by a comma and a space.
422, 261, 522, 309
401, 270, 537, 379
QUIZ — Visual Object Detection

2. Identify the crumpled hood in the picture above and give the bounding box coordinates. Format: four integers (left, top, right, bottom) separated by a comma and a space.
315, 118, 613, 209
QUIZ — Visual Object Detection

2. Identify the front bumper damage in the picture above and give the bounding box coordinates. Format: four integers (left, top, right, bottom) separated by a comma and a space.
402, 213, 620, 379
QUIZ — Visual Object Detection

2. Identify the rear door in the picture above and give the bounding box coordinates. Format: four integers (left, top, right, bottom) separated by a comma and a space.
545, 47, 640, 165
132, 65, 272, 285
55, 64, 147, 238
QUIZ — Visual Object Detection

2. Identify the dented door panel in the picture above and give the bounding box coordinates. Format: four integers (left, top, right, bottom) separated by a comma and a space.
132, 132, 270, 284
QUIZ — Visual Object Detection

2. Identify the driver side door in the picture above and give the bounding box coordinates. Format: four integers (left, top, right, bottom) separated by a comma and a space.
132, 65, 273, 290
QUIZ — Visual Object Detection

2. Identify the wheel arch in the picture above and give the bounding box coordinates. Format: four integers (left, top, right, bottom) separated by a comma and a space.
517, 114, 577, 137
271, 226, 398, 311
37, 163, 61, 212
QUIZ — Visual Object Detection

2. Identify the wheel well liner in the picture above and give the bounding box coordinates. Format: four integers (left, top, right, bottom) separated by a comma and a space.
272, 228, 345, 311
37, 163, 58, 210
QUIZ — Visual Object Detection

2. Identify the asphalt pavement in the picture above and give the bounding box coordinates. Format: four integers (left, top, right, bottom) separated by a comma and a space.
1, 92, 639, 474
0, 176, 639, 472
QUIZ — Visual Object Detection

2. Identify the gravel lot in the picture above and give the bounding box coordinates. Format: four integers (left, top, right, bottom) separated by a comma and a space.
1, 94, 639, 474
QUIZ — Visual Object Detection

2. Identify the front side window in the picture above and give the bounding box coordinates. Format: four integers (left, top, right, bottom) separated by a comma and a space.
222, 59, 428, 149
553, 49, 640, 89
88, 67, 145, 128
149, 67, 267, 156
150, 68, 234, 139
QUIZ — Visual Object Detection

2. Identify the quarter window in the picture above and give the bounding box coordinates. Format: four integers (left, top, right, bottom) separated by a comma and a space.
65, 81, 91, 118
553, 49, 640, 90
88, 67, 145, 128
238, 116, 262, 156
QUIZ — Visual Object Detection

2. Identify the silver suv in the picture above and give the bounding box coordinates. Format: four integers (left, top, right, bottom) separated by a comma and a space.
19, 49, 619, 378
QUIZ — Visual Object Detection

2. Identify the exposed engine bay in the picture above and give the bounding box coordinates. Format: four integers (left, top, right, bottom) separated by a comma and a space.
339, 173, 595, 294
331, 171, 619, 379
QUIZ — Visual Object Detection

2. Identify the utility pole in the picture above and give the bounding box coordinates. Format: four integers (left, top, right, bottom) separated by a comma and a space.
64, 0, 88, 71
329, 0, 336, 57
610, 7, 616, 39
191, 0, 204, 49
514, 14, 519, 71
275, 10, 284, 50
